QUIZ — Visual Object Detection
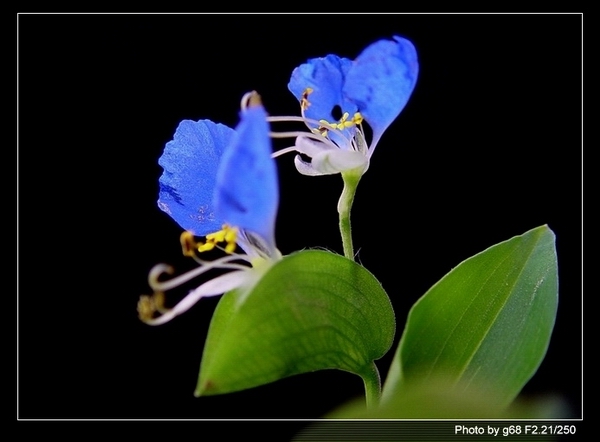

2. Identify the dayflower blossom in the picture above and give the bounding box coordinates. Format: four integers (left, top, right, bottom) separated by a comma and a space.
272, 35, 419, 176
138, 92, 281, 325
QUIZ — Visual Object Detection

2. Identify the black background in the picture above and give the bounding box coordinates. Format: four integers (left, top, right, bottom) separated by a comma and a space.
17, 12, 582, 435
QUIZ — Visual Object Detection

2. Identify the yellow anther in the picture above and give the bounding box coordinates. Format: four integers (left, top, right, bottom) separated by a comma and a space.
137, 295, 154, 321
301, 88, 313, 110
153, 291, 166, 312
318, 111, 362, 133
246, 90, 262, 108
192, 224, 239, 254
314, 126, 329, 137
180, 231, 198, 257
318, 119, 336, 129
206, 230, 227, 243
222, 225, 238, 253
224, 242, 237, 254
197, 242, 216, 252
179, 226, 239, 256
224, 227, 237, 244
137, 292, 167, 322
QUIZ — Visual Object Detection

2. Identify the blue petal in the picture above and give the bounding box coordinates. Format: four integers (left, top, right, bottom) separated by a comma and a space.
157, 120, 235, 235
288, 55, 358, 146
214, 103, 278, 252
344, 36, 419, 146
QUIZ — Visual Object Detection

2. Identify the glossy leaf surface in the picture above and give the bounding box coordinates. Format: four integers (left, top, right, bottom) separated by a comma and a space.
196, 250, 395, 397
382, 225, 558, 411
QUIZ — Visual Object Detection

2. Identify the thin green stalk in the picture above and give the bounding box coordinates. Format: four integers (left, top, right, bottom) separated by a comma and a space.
338, 169, 362, 260
361, 362, 382, 409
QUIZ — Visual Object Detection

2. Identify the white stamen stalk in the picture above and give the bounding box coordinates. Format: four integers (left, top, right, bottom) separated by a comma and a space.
149, 254, 251, 292
145, 270, 250, 326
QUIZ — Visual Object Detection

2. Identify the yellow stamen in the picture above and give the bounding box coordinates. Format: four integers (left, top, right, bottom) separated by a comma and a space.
352, 112, 364, 125
223, 227, 238, 253
181, 225, 239, 255
206, 229, 227, 243
180, 231, 198, 257
318, 119, 337, 129
317, 111, 364, 136
241, 90, 263, 110
137, 295, 154, 321
337, 112, 352, 130
301, 88, 313, 110
247, 90, 262, 107
137, 291, 167, 322
222, 225, 239, 253
197, 241, 216, 252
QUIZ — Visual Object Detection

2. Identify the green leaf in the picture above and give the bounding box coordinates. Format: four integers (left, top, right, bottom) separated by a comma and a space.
195, 249, 395, 400
382, 225, 558, 412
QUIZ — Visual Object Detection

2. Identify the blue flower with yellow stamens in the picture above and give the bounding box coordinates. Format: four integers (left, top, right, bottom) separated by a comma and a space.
139, 92, 281, 325
282, 36, 419, 176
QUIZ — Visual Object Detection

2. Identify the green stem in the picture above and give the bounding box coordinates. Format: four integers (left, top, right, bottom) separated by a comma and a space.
338, 169, 362, 260
362, 362, 382, 409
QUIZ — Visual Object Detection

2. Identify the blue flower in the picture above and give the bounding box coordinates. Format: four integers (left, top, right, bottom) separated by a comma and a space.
277, 36, 418, 176
139, 92, 281, 325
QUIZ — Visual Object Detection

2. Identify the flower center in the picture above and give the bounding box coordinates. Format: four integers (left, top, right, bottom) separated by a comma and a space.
300, 87, 364, 138
318, 111, 364, 132
181, 225, 239, 255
